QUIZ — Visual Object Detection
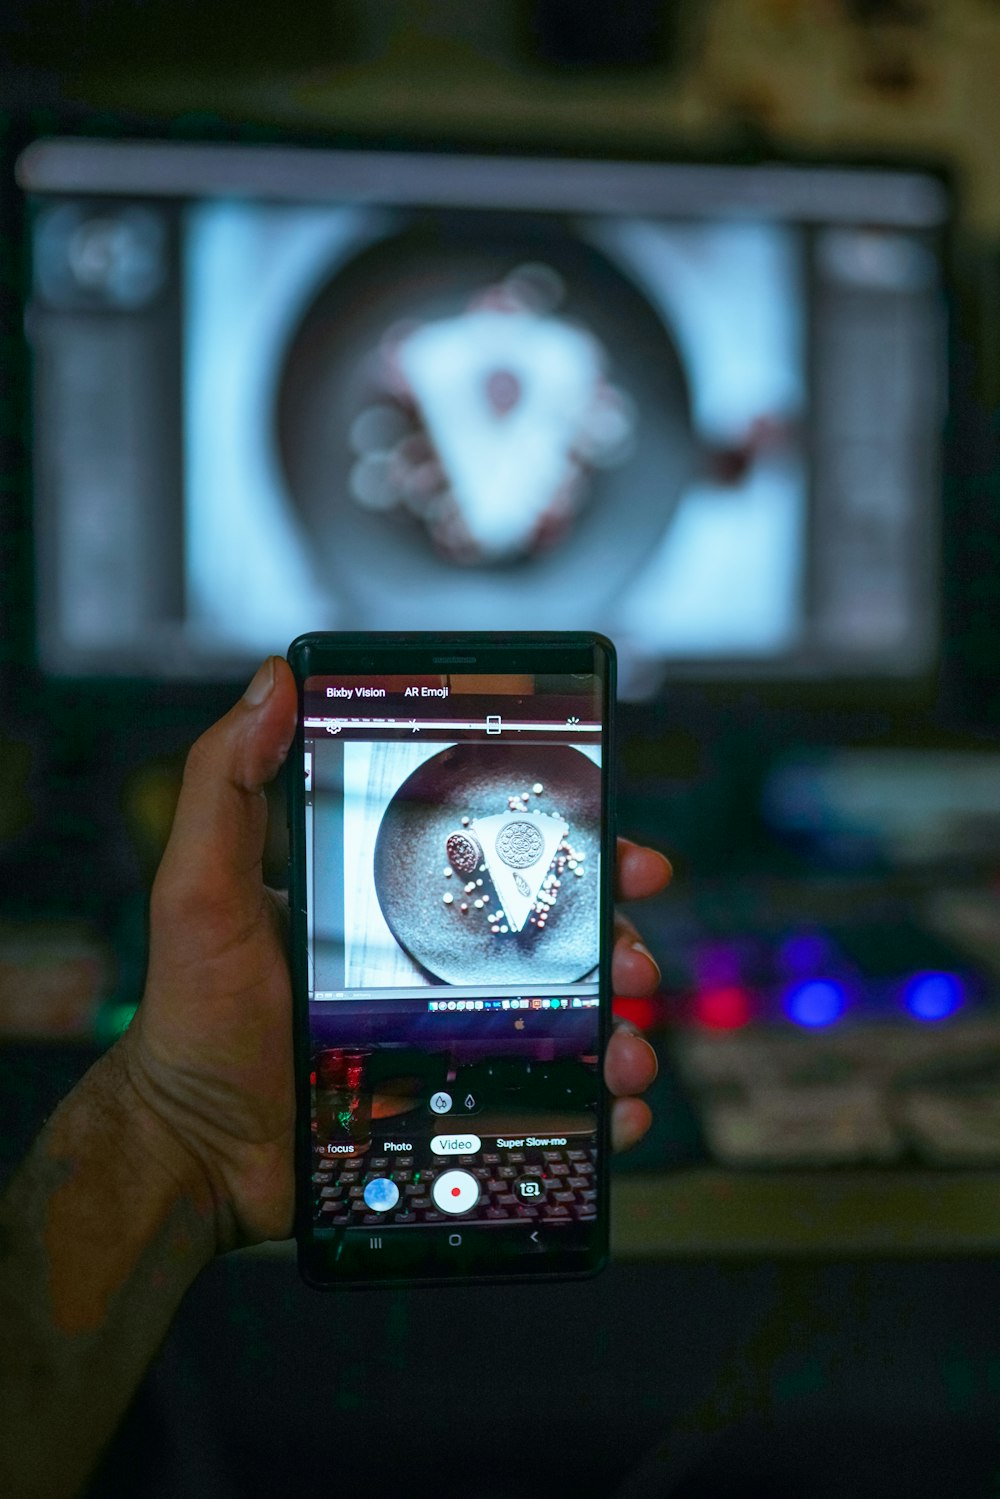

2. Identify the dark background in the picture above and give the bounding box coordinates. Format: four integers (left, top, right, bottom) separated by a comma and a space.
5, 3, 1000, 1495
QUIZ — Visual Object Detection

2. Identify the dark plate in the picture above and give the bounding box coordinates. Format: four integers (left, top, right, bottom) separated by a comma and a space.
275, 217, 696, 631
374, 743, 601, 985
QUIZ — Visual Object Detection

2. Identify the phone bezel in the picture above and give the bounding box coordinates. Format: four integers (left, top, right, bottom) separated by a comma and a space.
287, 632, 617, 1290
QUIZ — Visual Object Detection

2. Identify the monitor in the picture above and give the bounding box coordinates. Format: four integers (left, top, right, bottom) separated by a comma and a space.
14, 135, 951, 694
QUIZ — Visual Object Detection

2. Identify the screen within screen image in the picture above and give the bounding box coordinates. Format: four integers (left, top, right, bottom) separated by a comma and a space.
301, 670, 605, 1269
18, 140, 949, 689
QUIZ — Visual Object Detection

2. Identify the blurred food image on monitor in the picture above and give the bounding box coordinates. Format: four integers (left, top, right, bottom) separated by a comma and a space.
17, 139, 949, 691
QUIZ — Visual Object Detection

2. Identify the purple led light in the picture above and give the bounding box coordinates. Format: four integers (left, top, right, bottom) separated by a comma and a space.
693, 942, 743, 989
777, 931, 833, 975
903, 971, 964, 1022
784, 978, 847, 1029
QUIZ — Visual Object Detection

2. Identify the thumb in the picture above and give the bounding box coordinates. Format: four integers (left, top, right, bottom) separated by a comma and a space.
152, 656, 298, 929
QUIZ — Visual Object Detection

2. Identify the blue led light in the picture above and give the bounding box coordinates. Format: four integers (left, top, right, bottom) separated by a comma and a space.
784, 978, 847, 1028
903, 971, 964, 1022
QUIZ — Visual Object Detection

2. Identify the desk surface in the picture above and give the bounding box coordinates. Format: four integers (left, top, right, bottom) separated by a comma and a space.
611, 1170, 1000, 1257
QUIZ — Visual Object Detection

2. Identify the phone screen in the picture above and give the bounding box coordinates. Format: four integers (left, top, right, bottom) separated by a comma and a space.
290, 636, 614, 1286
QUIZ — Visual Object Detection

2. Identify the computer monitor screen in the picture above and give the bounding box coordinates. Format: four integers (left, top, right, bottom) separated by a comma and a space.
16, 138, 950, 692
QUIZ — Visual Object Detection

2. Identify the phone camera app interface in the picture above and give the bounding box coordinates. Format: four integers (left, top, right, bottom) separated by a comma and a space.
303, 669, 604, 1267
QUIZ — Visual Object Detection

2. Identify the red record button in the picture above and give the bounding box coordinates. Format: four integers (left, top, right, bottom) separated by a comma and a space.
431, 1169, 481, 1216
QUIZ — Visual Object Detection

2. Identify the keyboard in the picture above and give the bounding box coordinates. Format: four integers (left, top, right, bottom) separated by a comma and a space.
312, 1143, 599, 1228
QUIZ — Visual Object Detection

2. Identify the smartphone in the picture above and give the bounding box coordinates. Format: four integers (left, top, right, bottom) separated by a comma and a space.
287, 632, 616, 1288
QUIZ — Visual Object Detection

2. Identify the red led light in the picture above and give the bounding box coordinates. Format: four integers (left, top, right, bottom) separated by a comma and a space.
613, 996, 660, 1031
694, 986, 752, 1030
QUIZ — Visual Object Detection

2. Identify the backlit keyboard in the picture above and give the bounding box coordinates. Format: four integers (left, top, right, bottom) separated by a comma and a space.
312, 1144, 598, 1228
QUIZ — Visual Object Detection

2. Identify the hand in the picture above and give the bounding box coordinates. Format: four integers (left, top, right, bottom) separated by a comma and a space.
117, 657, 671, 1253
607, 842, 671, 1152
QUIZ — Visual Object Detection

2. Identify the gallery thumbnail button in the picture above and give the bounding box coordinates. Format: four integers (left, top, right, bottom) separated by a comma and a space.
430, 1134, 481, 1156
363, 1178, 400, 1213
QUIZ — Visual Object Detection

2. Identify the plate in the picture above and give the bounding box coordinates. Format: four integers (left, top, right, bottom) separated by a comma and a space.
275, 219, 696, 631
373, 742, 601, 985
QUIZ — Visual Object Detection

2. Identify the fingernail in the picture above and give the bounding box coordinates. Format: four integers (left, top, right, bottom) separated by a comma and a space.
631, 939, 659, 971
614, 1027, 659, 1076
244, 657, 275, 707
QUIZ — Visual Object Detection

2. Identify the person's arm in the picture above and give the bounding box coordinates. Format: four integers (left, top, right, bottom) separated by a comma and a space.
0, 657, 670, 1499
0, 1046, 215, 1499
